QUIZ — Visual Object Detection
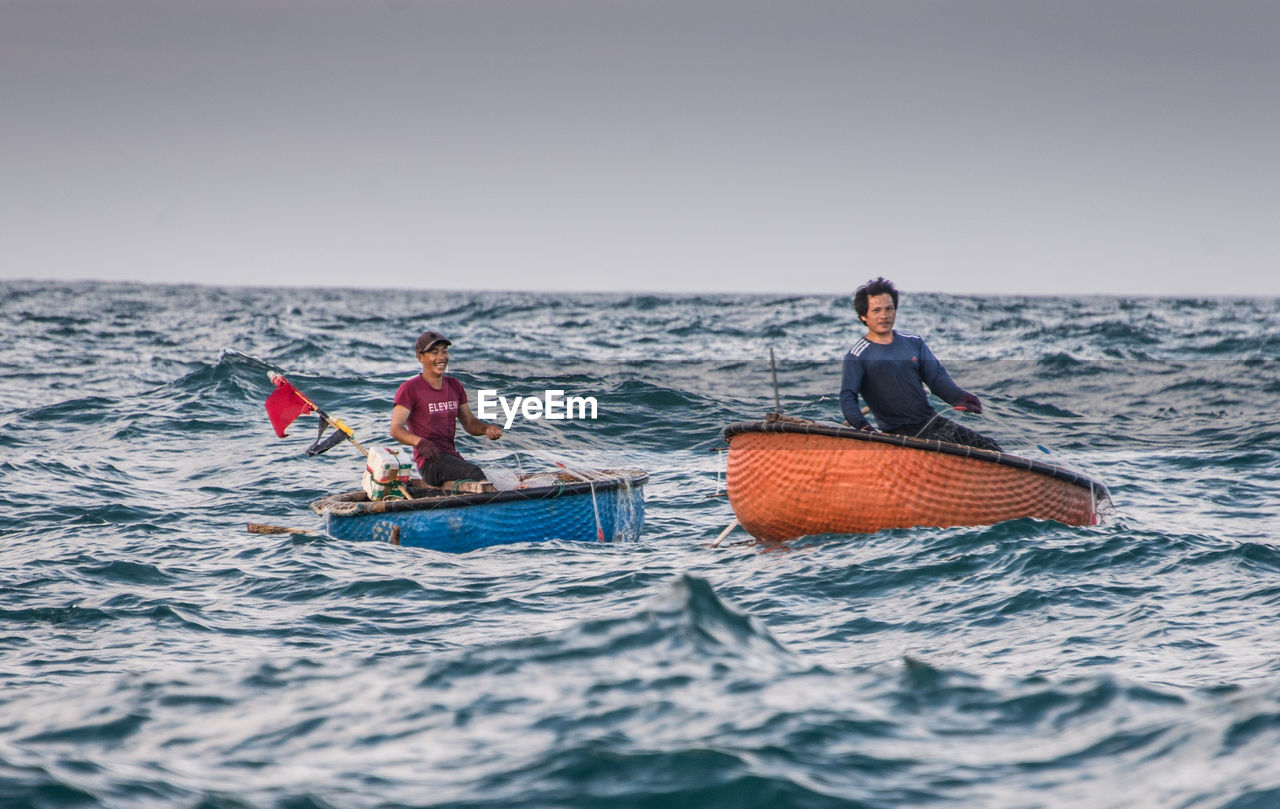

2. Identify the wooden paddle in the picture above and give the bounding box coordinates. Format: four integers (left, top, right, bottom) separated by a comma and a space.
247, 523, 321, 536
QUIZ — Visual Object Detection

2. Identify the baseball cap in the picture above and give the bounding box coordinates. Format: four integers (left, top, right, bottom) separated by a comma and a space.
415, 330, 451, 354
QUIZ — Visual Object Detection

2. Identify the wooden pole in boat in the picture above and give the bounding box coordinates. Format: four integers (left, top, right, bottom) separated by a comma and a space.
769, 347, 782, 414
247, 523, 322, 536
712, 519, 739, 547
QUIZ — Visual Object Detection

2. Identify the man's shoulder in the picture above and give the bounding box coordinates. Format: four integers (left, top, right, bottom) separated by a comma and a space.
396, 374, 419, 391
894, 331, 929, 351
394, 374, 422, 402
847, 338, 872, 358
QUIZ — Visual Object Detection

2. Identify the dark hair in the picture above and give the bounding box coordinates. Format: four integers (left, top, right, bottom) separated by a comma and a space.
853, 277, 899, 323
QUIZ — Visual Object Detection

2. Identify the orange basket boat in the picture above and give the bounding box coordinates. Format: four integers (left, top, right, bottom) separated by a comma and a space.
723, 420, 1109, 542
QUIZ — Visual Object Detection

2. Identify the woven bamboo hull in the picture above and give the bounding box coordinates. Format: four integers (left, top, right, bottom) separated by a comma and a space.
725, 425, 1102, 542
311, 469, 647, 553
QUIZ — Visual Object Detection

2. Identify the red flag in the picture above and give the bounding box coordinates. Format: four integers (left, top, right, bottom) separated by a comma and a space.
265, 375, 314, 438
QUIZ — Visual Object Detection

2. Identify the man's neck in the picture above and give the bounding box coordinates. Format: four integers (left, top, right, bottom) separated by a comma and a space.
865, 329, 894, 345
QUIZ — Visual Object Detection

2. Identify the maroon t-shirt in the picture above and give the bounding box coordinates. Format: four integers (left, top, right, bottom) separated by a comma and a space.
393, 375, 468, 467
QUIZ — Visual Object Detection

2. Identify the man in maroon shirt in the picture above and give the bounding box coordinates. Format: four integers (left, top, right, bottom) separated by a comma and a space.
390, 330, 503, 489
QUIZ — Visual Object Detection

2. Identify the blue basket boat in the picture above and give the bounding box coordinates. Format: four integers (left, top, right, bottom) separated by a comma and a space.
310, 468, 648, 553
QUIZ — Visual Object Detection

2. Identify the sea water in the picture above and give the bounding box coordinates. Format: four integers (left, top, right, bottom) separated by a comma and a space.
2, 281, 1279, 808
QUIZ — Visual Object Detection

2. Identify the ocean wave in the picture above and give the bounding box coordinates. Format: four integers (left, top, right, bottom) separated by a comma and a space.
4, 281, 1280, 808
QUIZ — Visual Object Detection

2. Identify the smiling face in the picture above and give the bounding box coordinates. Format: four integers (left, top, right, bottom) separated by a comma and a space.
417, 343, 450, 384
862, 293, 897, 342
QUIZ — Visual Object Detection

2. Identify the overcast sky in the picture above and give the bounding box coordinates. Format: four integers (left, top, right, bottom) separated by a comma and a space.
3, 0, 1277, 296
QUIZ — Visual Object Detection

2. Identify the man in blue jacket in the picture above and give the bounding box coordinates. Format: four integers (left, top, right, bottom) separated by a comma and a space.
840, 278, 1001, 451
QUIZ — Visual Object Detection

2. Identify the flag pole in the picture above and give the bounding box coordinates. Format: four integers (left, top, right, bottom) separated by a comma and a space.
267, 371, 369, 458
264, 372, 412, 500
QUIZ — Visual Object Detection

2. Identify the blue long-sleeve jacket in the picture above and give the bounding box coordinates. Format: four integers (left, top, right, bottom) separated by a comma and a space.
840, 331, 967, 431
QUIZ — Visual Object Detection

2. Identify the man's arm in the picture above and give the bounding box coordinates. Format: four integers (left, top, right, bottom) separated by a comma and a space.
839, 353, 872, 429
389, 404, 420, 447
458, 402, 503, 440
917, 340, 965, 403
917, 340, 981, 412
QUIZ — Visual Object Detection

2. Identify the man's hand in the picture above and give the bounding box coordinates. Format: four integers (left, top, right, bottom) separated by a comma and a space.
954, 393, 983, 414
484, 424, 503, 441
418, 441, 439, 463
